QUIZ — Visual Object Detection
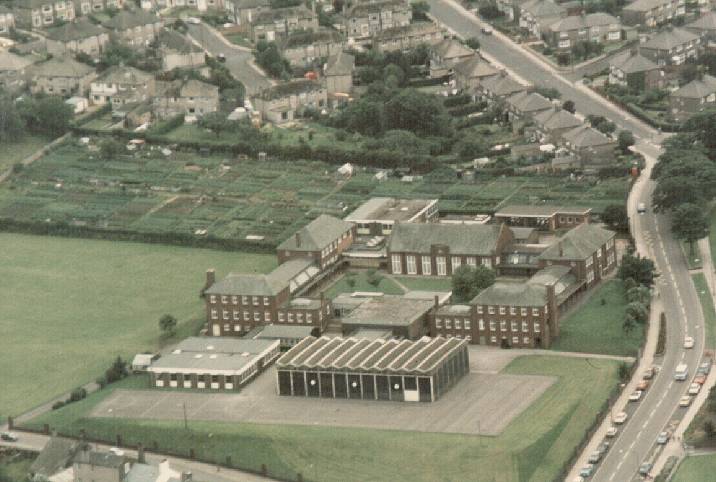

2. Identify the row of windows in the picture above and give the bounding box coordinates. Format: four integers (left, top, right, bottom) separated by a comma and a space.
434, 318, 472, 330
211, 309, 273, 323
391, 254, 493, 275
489, 335, 534, 346
476, 305, 544, 316
320, 231, 351, 257
209, 294, 271, 306
278, 311, 315, 324
436, 318, 541, 333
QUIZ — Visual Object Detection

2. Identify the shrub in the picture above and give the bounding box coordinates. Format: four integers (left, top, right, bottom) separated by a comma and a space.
52, 400, 65, 410
69, 387, 87, 402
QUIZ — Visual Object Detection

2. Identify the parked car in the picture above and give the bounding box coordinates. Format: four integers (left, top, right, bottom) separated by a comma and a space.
695, 374, 707, 385
679, 395, 692, 407
186, 17, 201, 24
637, 202, 646, 214
481, 26, 493, 35
689, 383, 701, 395
642, 367, 655, 380
588, 451, 602, 464
656, 431, 670, 444
629, 390, 643, 402
606, 426, 619, 437
637, 379, 650, 391
614, 412, 628, 424
698, 359, 712, 375
218, 53, 226, 62
639, 462, 653, 476
0, 432, 17, 442
597, 441, 610, 454
684, 336, 695, 349
579, 464, 595, 477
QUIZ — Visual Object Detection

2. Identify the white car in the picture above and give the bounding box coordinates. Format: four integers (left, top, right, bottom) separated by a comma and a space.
606, 426, 618, 437
688, 383, 701, 395
613, 411, 628, 424
684, 336, 695, 349
629, 390, 643, 402
186, 17, 201, 24
679, 395, 692, 407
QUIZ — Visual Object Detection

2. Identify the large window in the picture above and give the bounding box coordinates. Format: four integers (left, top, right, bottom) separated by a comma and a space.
406, 255, 417, 274
421, 256, 431, 275
391, 254, 402, 274
436, 256, 447, 276
451, 256, 462, 272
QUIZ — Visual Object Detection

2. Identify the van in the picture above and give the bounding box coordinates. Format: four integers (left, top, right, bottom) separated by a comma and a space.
637, 202, 646, 214
675, 363, 689, 381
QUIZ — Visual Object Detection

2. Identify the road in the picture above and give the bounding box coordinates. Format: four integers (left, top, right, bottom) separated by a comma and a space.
187, 23, 272, 95
426, 1, 709, 481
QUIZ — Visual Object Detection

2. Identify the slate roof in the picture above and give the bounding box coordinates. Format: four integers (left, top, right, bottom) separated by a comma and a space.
95, 65, 153, 85
686, 11, 716, 32
453, 55, 499, 79
624, 0, 675, 12
30, 437, 82, 478
157, 29, 203, 53
610, 51, 659, 73
671, 74, 716, 99
549, 12, 619, 32
73, 450, 125, 469
375, 21, 443, 40
28, 55, 95, 78
562, 124, 614, 148
641, 28, 699, 50
471, 281, 547, 306
277, 214, 353, 251
506, 90, 553, 113
0, 50, 35, 71
479, 72, 525, 96
496, 204, 590, 217
205, 257, 314, 296
388, 223, 504, 255
521, 0, 566, 17
534, 107, 582, 130
325, 50, 355, 76
45, 18, 104, 42
254, 79, 324, 101
432, 38, 473, 59
156, 78, 218, 99
281, 27, 343, 48
538, 223, 615, 260
253, 5, 315, 24
102, 9, 161, 30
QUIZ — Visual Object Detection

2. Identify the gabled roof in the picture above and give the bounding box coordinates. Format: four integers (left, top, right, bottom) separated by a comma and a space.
549, 12, 619, 32
453, 55, 499, 79
479, 72, 525, 96
641, 28, 699, 50
0, 50, 35, 71
671, 74, 716, 99
102, 9, 161, 30
538, 224, 615, 261
624, 0, 674, 12
254, 79, 324, 101
95, 65, 153, 85
281, 27, 343, 49
506, 90, 553, 113
534, 107, 582, 130
278, 214, 353, 251
28, 55, 95, 78
432, 38, 473, 60
387, 223, 504, 256
73, 450, 125, 469
521, 0, 566, 18
348, 0, 410, 16
686, 11, 716, 32
325, 50, 354, 76
253, 5, 315, 24
157, 29, 203, 54
610, 50, 659, 73
562, 124, 614, 148
30, 437, 82, 478
471, 281, 547, 306
45, 18, 105, 42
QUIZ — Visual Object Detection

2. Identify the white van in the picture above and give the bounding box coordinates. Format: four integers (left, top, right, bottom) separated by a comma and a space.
637, 202, 646, 214
675, 363, 689, 381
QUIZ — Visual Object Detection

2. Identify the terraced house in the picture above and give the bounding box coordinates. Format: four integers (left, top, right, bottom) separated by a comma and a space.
505, 90, 553, 131
639, 27, 700, 66
560, 124, 616, 165
622, 0, 685, 27
27, 54, 96, 95
279, 28, 344, 68
518, 0, 566, 38
44, 18, 108, 58
153, 78, 219, 119
343, 0, 412, 40
252, 79, 328, 123
14, 0, 75, 29
475, 71, 525, 101
89, 65, 155, 106
249, 5, 318, 43
546, 12, 622, 50
156, 28, 205, 71
101, 9, 163, 46
429, 38, 474, 78
74, 0, 124, 15
529, 106, 582, 144
669, 74, 716, 121
372, 21, 444, 52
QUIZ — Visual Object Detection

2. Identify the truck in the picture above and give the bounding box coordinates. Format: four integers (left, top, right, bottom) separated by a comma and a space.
675, 363, 689, 381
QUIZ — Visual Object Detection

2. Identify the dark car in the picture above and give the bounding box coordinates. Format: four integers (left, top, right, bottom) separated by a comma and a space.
639, 462, 652, 476
0, 432, 18, 442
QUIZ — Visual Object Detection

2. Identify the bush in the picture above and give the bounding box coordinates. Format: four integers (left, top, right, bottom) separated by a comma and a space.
443, 94, 472, 108
69, 387, 87, 402
52, 400, 66, 410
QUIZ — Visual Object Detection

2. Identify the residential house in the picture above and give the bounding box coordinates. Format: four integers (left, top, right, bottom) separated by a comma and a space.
44, 18, 109, 58
153, 78, 219, 119
225, 0, 270, 26
89, 65, 155, 107
493, 205, 591, 231
387, 223, 514, 276
639, 27, 700, 66
496, 0, 530, 21
685, 11, 716, 49
101, 9, 163, 47
277, 214, 355, 268
372, 21, 444, 52
29, 437, 83, 481
0, 50, 35, 92
609, 49, 664, 90
252, 79, 328, 123
343, 0, 412, 40
14, 0, 76, 29
476, 71, 525, 101
156, 29, 205, 71
27, 55, 96, 96
73, 0, 124, 16
280, 28, 344, 68
453, 55, 499, 93
505, 90, 553, 131
669, 74, 716, 121
325, 50, 354, 95
429, 38, 474, 77
249, 5, 318, 43
560, 124, 617, 165
546, 12, 622, 50
345, 197, 438, 236
622, 0, 685, 27
519, 0, 566, 38
73, 449, 129, 482
530, 106, 582, 144
0, 5, 15, 35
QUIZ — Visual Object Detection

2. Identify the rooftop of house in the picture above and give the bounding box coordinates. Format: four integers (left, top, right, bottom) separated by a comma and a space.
325, 50, 355, 76
0, 4, 12, 13
0, 49, 35, 71
624, 0, 679, 12
345, 197, 437, 223
206, 257, 315, 296
15, 0, 64, 10
610, 50, 659, 73
347, 0, 411, 17
562, 124, 614, 148
73, 450, 125, 469
254, 79, 324, 101
388, 222, 504, 255
471, 281, 547, 306
156, 28, 204, 53
253, 5, 316, 24
641, 28, 699, 50
45, 18, 104, 42
479, 72, 525, 96
453, 55, 499, 79
28, 54, 95, 77
549, 12, 619, 32
30, 437, 83, 478
233, 0, 270, 9
671, 74, 716, 99
375, 21, 442, 40
277, 335, 466, 373
495, 204, 591, 217
538, 223, 615, 261
533, 107, 582, 130
156, 78, 219, 99
506, 90, 553, 113
102, 9, 161, 30
277, 214, 353, 252
521, 0, 566, 17
686, 11, 716, 31
281, 27, 343, 48
94, 64, 153, 85
431, 38, 474, 60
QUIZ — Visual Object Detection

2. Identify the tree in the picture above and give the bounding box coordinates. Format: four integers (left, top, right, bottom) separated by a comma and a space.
19, 96, 73, 137
384, 89, 451, 137
159, 314, 178, 336
0, 96, 24, 143
465, 37, 481, 50
534, 86, 561, 100
562, 99, 575, 114
618, 253, 655, 287
254, 41, 291, 79
337, 98, 385, 136
105, 356, 128, 383
705, 420, 715, 439
601, 204, 629, 232
652, 176, 704, 212
199, 111, 229, 138
626, 301, 649, 324
626, 285, 651, 305
366, 269, 383, 287
671, 203, 709, 254
595, 120, 616, 135
617, 130, 635, 154
618, 361, 630, 381
456, 137, 488, 160
99, 138, 123, 160
622, 316, 636, 335
411, 0, 430, 20
684, 110, 716, 157
451, 265, 496, 302
478, 2, 502, 19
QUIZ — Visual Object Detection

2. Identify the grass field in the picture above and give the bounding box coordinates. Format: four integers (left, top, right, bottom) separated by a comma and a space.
692, 273, 716, 350
0, 135, 50, 172
392, 276, 453, 292
0, 233, 274, 419
550, 280, 643, 356
0, 451, 36, 481
681, 241, 702, 270
324, 271, 403, 298
22, 355, 620, 482
672, 454, 716, 482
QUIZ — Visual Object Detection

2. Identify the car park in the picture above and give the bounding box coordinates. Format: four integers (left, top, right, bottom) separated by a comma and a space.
629, 390, 643, 402
0, 432, 17, 442
639, 462, 653, 476
689, 383, 701, 395
656, 431, 670, 444
606, 426, 618, 437
579, 464, 595, 477
614, 412, 628, 424
679, 395, 692, 407
684, 336, 695, 349
588, 451, 602, 464
695, 374, 707, 385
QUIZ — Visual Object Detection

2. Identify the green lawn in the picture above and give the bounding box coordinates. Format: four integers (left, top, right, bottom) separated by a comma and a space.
681, 241, 703, 270
392, 276, 453, 292
692, 273, 716, 350
0, 135, 50, 172
0, 451, 36, 481
325, 271, 404, 299
224, 33, 253, 48
22, 355, 620, 482
0, 233, 275, 419
550, 280, 643, 356
672, 454, 716, 482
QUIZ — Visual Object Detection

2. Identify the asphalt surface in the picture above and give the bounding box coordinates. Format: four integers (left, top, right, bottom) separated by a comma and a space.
426, 2, 709, 481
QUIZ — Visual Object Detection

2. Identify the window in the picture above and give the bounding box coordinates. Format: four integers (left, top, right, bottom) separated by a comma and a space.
534, 322, 541, 332
510, 307, 516, 315
210, 309, 218, 320
242, 296, 248, 305
522, 321, 528, 332
231, 296, 238, 305
234, 325, 241, 332
451, 256, 462, 271
512, 336, 519, 345
479, 319, 485, 330
466, 257, 476, 267
406, 255, 417, 274
489, 320, 496, 331
253, 312, 260, 321
243, 311, 249, 321
233, 311, 239, 320
264, 312, 271, 322
288, 313, 294, 323
297, 313, 303, 323
481, 258, 492, 268
466, 335, 472, 341
222, 311, 229, 320
307, 313, 312, 323
435, 317, 442, 328
421, 256, 431, 275
464, 319, 471, 330
586, 256, 593, 267
587, 270, 595, 284
455, 319, 462, 330
511, 321, 517, 332
209, 295, 216, 304
391, 254, 402, 274
252, 296, 259, 306
499, 306, 506, 315
263, 297, 270, 306
490, 336, 497, 343
532, 308, 539, 316
476, 306, 483, 314
521, 307, 528, 316
221, 295, 228, 304
445, 319, 452, 329
436, 256, 447, 276
500, 321, 507, 332
278, 312, 285, 322
488, 306, 495, 314
524, 337, 530, 345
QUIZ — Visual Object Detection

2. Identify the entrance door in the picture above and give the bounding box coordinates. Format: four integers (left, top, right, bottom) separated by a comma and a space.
212, 324, 220, 336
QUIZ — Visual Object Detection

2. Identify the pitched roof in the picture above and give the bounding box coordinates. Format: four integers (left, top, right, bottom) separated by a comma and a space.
232, 0, 270, 9
534, 107, 582, 130
506, 90, 553, 113
471, 281, 547, 306
281, 27, 343, 49
28, 55, 95, 78
686, 11, 716, 32
0, 50, 35, 71
562, 124, 614, 148
538, 224, 615, 261
375, 21, 443, 40
432, 38, 473, 59
521, 0, 566, 17
157, 29, 203, 53
45, 18, 105, 42
95, 65, 153, 84
102, 9, 161, 30
30, 437, 82, 478
387, 223, 504, 255
348, 0, 409, 16
610, 50, 659, 73
479, 72, 525, 96
642, 28, 699, 50
206, 272, 288, 296
453, 55, 499, 79
325, 50, 355, 76
277, 214, 353, 251
254, 79, 324, 100
624, 0, 674, 12
549, 12, 619, 32
671, 74, 716, 99
253, 5, 315, 24
156, 78, 218, 99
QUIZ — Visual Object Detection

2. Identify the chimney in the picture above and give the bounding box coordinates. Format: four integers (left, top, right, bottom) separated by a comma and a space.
181, 472, 193, 482
434, 295, 440, 309
295, 232, 301, 248
558, 242, 563, 257
205, 269, 215, 289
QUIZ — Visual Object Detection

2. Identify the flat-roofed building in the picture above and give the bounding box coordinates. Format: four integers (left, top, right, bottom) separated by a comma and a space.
148, 337, 280, 390
248, 323, 315, 350
494, 205, 591, 231
345, 197, 438, 236
275, 335, 469, 402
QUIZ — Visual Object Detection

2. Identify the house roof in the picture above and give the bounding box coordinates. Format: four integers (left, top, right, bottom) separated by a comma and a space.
387, 223, 504, 255
95, 65, 153, 85
0, 50, 34, 71
453, 55, 499, 79
254, 79, 324, 101
432, 38, 473, 60
549, 12, 619, 32
277, 214, 353, 251
534, 107, 582, 130
28, 55, 95, 78
471, 281, 547, 306
281, 27, 343, 49
253, 5, 315, 24
232, 0, 270, 9
102, 9, 161, 30
610, 50, 659, 73
495, 204, 591, 217
671, 74, 716, 99
624, 0, 674, 12
348, 0, 409, 17
479, 72, 525, 96
30, 437, 82, 478
156, 78, 218, 99
562, 124, 614, 148
206, 257, 315, 296
641, 28, 699, 50
506, 90, 553, 113
157, 29, 203, 53
73, 450, 125, 469
521, 0, 566, 18
686, 11, 716, 32
45, 18, 105, 42
375, 21, 443, 40
325, 50, 355, 76
538, 223, 615, 261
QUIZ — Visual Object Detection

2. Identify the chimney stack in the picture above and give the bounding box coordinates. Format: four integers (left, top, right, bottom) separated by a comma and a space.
558, 242, 563, 257
434, 295, 440, 308
205, 269, 215, 288
295, 232, 301, 248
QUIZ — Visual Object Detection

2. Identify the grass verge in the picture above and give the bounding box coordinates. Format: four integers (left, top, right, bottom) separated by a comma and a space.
681, 241, 702, 270
671, 454, 716, 482
392, 276, 453, 292
692, 273, 716, 351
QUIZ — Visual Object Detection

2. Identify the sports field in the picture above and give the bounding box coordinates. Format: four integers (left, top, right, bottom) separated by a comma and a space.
0, 233, 274, 418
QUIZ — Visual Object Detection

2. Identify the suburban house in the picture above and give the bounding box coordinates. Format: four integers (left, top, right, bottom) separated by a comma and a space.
343, 0, 412, 40
685, 11, 716, 49
277, 214, 355, 268
429, 38, 474, 77
252, 79, 328, 124
530, 106, 582, 144
387, 223, 514, 276
669, 74, 716, 121
43, 18, 109, 58
505, 90, 553, 131
156, 29, 206, 71
280, 28, 344, 68
622, 0, 685, 27
14, 0, 76, 29
372, 21, 444, 52
345, 197, 439, 236
609, 50, 664, 90
152, 78, 219, 120
249, 5, 318, 43
324, 50, 355, 96
546, 12, 622, 50
225, 0, 269, 26
453, 56, 499, 92
639, 28, 700, 66
475, 71, 525, 101
560, 124, 616, 164
101, 9, 163, 47
0, 5, 15, 35
0, 50, 35, 92
27, 55, 96, 96
89, 65, 155, 106
73, 0, 124, 16
494, 205, 591, 231
518, 0, 566, 38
